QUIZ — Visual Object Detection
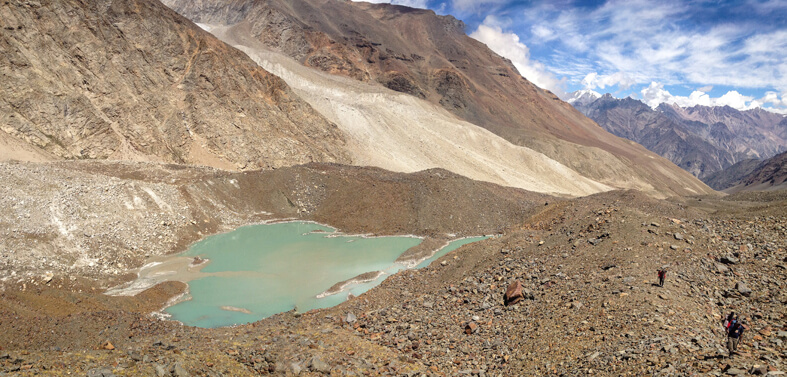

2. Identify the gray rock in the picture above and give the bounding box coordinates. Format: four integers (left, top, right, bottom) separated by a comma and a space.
87, 368, 116, 377
735, 281, 752, 296
726, 368, 744, 375
289, 362, 302, 375
309, 357, 331, 373
720, 255, 739, 265
345, 312, 357, 323
674, 233, 684, 240
173, 362, 190, 377
154, 364, 168, 377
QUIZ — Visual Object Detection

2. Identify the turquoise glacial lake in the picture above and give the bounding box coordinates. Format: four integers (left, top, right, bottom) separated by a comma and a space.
164, 221, 486, 328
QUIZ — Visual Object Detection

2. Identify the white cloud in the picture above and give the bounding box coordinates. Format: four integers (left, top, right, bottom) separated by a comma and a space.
469, 16, 565, 96
523, 0, 787, 95
716, 91, 757, 110
350, 0, 429, 9
531, 24, 556, 41
758, 91, 787, 114
641, 82, 760, 111
581, 72, 635, 90
639, 83, 787, 114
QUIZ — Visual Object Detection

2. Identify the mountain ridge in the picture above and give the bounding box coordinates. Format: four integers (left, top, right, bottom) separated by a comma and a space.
571, 91, 787, 185
164, 0, 714, 198
725, 150, 787, 193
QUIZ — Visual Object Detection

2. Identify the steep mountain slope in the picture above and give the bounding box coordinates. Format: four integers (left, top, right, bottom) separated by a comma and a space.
163, 0, 714, 198
0, 0, 350, 169
726, 150, 787, 193
702, 158, 761, 190
1, 0, 705, 198
573, 94, 787, 181
223, 34, 611, 196
0, 0, 611, 198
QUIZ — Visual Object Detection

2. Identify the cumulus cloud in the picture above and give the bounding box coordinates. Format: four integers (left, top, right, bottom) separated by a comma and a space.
759, 91, 787, 114
640, 82, 760, 111
469, 16, 565, 96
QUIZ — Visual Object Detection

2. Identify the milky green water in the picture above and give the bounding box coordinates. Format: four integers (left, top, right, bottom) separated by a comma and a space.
164, 221, 486, 328
415, 236, 489, 269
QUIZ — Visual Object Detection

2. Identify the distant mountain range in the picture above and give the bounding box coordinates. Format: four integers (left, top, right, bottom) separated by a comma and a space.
568, 91, 787, 189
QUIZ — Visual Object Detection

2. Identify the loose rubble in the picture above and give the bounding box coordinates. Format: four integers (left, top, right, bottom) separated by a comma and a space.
0, 167, 785, 375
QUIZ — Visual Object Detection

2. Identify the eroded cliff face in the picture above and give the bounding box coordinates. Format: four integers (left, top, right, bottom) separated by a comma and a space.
0, 0, 350, 169
163, 0, 716, 198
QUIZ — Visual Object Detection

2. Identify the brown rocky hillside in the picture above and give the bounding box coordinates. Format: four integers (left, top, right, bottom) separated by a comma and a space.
727, 151, 787, 193
0, 173, 784, 376
0, 0, 349, 169
163, 0, 715, 198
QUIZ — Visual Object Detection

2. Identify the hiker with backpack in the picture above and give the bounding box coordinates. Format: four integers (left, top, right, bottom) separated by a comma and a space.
722, 312, 735, 330
727, 319, 746, 356
723, 312, 735, 329
657, 268, 666, 287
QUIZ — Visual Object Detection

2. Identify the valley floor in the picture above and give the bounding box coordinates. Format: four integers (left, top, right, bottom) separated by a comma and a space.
0, 171, 786, 376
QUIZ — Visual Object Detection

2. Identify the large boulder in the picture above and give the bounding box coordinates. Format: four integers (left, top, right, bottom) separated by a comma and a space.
504, 281, 524, 306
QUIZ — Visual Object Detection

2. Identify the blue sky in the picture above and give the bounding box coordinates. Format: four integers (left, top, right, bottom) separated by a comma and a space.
356, 0, 787, 113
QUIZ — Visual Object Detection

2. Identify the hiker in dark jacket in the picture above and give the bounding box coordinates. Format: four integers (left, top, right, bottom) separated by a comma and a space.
727, 321, 745, 355
657, 269, 666, 287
